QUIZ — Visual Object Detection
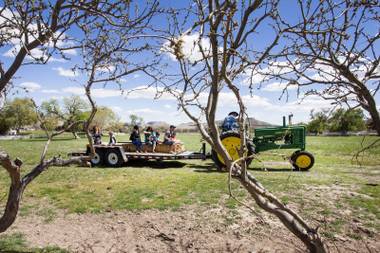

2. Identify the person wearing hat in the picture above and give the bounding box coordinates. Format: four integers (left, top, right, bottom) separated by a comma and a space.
222, 111, 239, 132
163, 125, 177, 145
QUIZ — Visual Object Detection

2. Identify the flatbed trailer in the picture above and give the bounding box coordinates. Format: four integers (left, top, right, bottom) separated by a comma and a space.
71, 142, 209, 167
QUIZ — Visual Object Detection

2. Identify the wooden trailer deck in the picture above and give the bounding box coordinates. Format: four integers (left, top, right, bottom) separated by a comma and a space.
122, 151, 206, 160
70, 142, 209, 167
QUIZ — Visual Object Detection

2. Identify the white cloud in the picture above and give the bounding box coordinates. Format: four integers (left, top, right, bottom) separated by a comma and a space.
111, 106, 122, 113
62, 48, 77, 56
96, 65, 115, 73
50, 95, 64, 100
62, 85, 177, 100
125, 86, 175, 100
3, 44, 67, 62
164, 104, 172, 109
127, 108, 159, 114
19, 82, 41, 92
243, 94, 273, 108
265, 95, 332, 114
62, 87, 121, 98
41, 89, 60, 94
1, 7, 76, 62
53, 67, 78, 77
262, 82, 298, 92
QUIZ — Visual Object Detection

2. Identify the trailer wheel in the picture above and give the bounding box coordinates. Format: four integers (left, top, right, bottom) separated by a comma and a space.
211, 131, 255, 171
105, 149, 124, 167
290, 151, 314, 171
90, 151, 103, 167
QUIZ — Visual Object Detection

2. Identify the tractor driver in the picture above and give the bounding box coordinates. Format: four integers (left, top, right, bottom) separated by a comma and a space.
222, 111, 239, 132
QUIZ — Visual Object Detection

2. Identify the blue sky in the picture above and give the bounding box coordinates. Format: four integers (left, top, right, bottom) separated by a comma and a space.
2, 1, 379, 125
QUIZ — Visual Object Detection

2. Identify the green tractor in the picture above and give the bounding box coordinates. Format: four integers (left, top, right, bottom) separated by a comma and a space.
211, 116, 315, 171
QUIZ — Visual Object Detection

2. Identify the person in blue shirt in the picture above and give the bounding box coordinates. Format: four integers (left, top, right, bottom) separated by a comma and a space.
129, 125, 143, 152
222, 111, 239, 132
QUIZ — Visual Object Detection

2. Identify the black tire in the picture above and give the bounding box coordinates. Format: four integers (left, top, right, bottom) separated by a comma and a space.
211, 149, 225, 171
211, 131, 255, 171
290, 150, 314, 171
105, 149, 124, 167
90, 150, 104, 167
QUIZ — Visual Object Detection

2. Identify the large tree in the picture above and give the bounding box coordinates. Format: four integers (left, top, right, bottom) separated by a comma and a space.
328, 108, 366, 134
0, 0, 159, 233
307, 110, 329, 135
41, 96, 89, 138
89, 107, 118, 131
162, 0, 325, 252
1, 98, 38, 134
260, 0, 380, 135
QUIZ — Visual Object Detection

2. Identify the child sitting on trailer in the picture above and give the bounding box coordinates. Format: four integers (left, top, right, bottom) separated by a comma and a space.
129, 125, 143, 152
144, 126, 159, 152
164, 125, 177, 145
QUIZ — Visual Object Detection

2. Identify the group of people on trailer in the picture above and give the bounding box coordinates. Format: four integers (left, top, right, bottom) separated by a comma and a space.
91, 124, 178, 153
91, 111, 238, 153
130, 124, 177, 152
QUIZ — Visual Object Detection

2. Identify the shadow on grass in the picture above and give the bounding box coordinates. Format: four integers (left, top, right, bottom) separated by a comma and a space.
21, 137, 77, 142
249, 167, 296, 172
192, 165, 297, 173
187, 162, 215, 170
124, 160, 187, 169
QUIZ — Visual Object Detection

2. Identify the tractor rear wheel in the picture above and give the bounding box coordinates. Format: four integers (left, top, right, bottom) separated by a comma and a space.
211, 131, 255, 171
290, 150, 314, 171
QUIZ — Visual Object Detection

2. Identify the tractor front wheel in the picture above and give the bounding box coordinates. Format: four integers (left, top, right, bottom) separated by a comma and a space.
290, 151, 314, 171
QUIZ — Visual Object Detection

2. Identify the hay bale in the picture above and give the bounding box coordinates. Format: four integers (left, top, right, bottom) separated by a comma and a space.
120, 142, 185, 153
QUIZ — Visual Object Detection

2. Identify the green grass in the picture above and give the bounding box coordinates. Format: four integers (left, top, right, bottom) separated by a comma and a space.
0, 233, 68, 253
0, 133, 379, 250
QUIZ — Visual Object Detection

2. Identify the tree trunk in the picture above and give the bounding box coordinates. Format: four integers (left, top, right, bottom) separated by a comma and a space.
342, 70, 380, 136
0, 183, 23, 233
236, 171, 326, 253
366, 99, 380, 136
0, 153, 23, 233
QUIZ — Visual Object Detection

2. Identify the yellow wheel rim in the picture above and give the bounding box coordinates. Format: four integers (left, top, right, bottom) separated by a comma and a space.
295, 154, 311, 168
217, 136, 243, 165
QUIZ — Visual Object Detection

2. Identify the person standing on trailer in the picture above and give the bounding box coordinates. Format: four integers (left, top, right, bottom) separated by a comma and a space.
164, 125, 177, 145
130, 125, 143, 152
92, 126, 102, 145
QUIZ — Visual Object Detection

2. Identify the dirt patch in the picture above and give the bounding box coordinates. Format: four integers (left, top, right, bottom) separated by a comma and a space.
5, 203, 379, 253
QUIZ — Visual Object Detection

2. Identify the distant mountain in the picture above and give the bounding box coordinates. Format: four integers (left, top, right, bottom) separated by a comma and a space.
247, 118, 277, 128
177, 122, 198, 130
146, 121, 170, 130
